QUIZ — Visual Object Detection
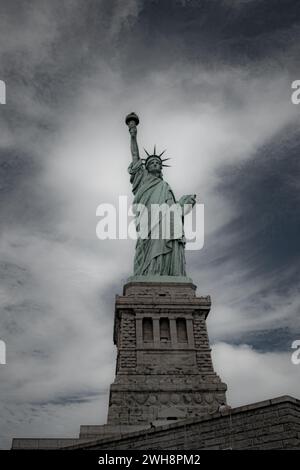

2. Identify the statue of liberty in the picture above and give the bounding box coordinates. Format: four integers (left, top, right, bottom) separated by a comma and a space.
126, 112, 196, 277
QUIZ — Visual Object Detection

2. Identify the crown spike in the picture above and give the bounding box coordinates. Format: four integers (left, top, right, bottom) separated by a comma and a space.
161, 157, 171, 162
158, 149, 166, 157
153, 145, 156, 155
144, 148, 151, 157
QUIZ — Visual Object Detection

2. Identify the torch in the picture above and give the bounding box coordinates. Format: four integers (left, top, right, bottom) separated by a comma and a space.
126, 113, 140, 161
125, 112, 139, 133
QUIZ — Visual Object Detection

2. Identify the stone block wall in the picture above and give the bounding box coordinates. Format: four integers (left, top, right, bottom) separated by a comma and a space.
67, 396, 300, 450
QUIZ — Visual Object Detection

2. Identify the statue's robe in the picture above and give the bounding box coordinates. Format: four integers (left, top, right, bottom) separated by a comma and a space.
128, 160, 186, 276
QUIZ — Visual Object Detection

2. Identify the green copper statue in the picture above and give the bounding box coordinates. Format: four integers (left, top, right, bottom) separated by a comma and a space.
126, 112, 196, 277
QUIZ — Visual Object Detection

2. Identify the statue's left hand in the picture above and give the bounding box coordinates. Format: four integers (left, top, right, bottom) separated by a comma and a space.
178, 194, 196, 215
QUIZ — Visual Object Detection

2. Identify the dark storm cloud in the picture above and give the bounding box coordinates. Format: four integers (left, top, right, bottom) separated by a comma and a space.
2, 0, 299, 234
2, 0, 300, 119
187, 124, 300, 348
117, 0, 300, 75
230, 327, 296, 352
31, 390, 106, 406
0, 148, 47, 229
0, 0, 140, 233
215, 124, 300, 277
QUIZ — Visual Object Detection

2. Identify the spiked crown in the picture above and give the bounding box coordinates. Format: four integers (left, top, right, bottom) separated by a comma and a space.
142, 145, 171, 168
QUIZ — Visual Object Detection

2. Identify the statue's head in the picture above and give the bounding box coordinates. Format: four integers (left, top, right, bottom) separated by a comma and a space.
143, 146, 171, 178
146, 156, 163, 177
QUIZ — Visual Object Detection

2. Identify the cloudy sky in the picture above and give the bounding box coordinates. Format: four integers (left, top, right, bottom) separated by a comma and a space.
0, 0, 300, 449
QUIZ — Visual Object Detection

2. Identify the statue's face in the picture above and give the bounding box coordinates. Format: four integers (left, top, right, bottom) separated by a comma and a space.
147, 158, 162, 176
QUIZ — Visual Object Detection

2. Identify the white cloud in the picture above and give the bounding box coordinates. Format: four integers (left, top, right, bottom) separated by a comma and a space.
212, 342, 300, 406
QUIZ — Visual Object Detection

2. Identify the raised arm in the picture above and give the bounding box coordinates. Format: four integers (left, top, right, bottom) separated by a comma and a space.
129, 126, 140, 163
125, 112, 140, 163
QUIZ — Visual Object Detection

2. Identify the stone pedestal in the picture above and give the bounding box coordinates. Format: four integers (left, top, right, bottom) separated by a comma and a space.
107, 280, 227, 425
